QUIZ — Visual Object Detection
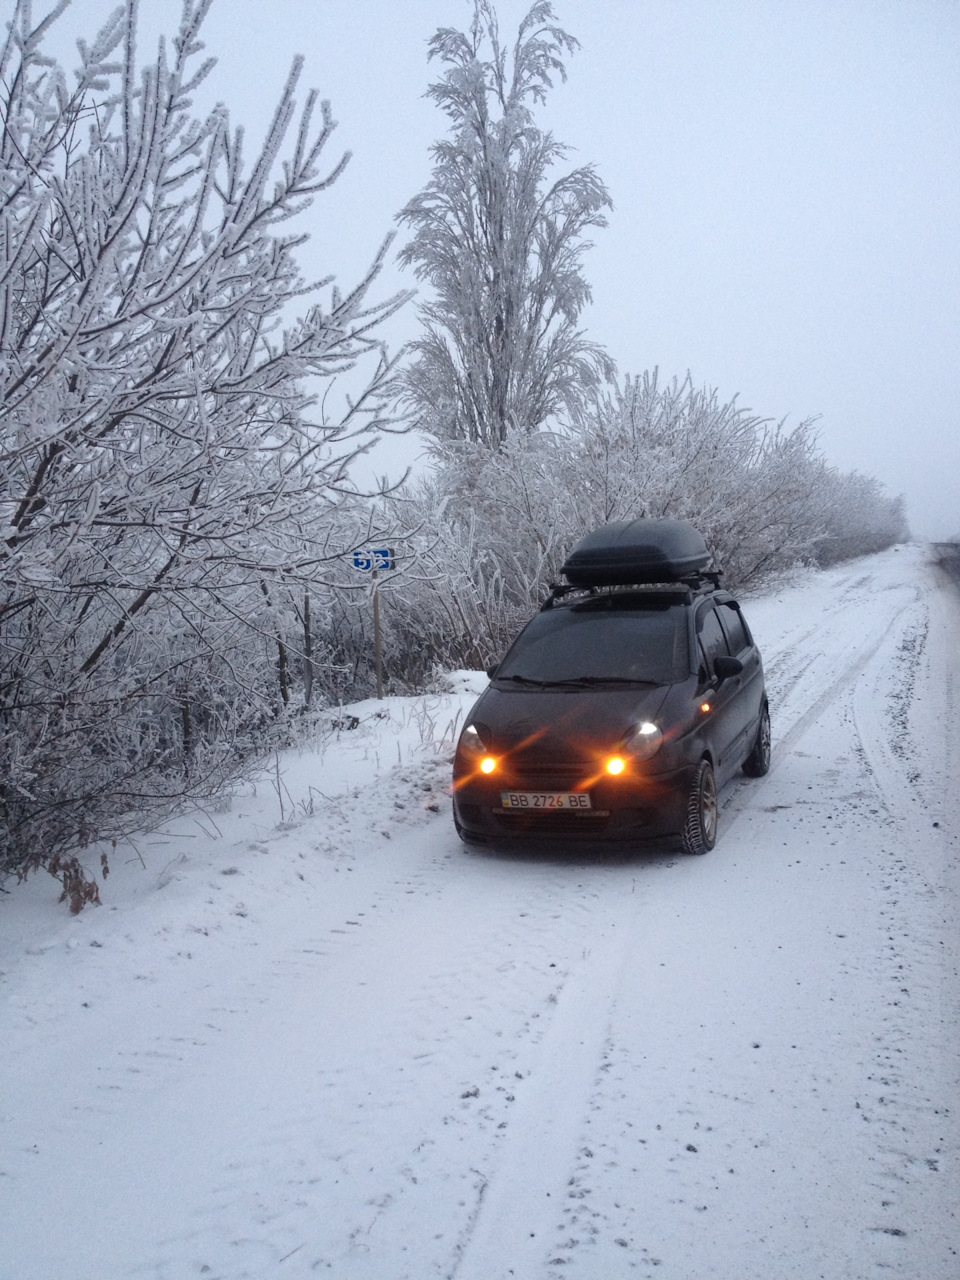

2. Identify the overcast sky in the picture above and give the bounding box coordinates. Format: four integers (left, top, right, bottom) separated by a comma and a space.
40, 0, 960, 537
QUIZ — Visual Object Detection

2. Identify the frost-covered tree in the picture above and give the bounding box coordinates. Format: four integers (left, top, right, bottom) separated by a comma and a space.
396, 0, 613, 446
814, 471, 908, 564
0, 0, 407, 897
568, 373, 834, 586
385, 369, 907, 679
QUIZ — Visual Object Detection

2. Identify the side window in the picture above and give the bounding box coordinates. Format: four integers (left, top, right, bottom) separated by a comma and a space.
696, 606, 730, 682
717, 602, 750, 654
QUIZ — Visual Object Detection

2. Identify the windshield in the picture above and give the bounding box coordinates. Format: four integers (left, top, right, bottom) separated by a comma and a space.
496, 599, 690, 686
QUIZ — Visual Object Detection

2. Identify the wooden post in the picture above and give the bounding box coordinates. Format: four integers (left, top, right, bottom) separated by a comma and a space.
373, 569, 384, 699
302, 588, 313, 709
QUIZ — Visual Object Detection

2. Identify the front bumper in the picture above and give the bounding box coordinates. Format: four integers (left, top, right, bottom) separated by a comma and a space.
452, 761, 696, 844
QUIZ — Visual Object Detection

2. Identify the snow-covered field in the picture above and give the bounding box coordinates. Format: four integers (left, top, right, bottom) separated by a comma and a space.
1, 544, 958, 1280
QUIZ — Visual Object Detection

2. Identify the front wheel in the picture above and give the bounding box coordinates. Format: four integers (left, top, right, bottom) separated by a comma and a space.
681, 759, 718, 855
453, 807, 487, 847
742, 702, 771, 777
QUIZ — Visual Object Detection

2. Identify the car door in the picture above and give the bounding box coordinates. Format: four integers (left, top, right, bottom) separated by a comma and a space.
715, 599, 765, 764
694, 602, 743, 783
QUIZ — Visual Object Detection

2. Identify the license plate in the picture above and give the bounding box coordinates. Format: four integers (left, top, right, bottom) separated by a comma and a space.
500, 791, 592, 810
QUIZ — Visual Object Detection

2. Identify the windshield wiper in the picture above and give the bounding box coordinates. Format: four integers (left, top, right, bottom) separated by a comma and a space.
498, 673, 657, 688
549, 675, 658, 686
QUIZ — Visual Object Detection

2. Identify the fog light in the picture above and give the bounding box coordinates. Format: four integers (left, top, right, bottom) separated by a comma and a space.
480, 757, 497, 774
606, 756, 626, 775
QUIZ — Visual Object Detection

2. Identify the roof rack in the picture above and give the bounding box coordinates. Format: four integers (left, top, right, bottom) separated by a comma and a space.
541, 571, 722, 611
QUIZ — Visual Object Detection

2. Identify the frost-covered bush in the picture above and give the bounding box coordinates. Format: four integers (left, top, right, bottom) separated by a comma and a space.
812, 471, 908, 564
0, 1, 405, 891
567, 372, 835, 587
374, 371, 906, 676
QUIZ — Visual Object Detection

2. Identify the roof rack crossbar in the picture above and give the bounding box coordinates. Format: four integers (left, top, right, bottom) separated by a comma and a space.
542, 570, 722, 610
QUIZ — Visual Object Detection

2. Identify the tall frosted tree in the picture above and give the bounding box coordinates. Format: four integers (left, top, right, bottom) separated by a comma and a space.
397, 0, 613, 447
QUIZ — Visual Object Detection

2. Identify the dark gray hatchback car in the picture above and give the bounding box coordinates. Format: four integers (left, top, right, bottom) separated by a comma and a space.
452, 520, 770, 854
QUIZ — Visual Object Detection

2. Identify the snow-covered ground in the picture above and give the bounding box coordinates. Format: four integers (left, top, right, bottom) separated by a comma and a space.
1, 544, 958, 1280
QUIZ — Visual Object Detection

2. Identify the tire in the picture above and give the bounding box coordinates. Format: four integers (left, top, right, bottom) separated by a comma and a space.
453, 809, 487, 847
681, 759, 718, 855
742, 702, 771, 777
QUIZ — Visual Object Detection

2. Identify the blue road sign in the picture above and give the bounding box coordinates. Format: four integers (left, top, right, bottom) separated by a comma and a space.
353, 548, 395, 572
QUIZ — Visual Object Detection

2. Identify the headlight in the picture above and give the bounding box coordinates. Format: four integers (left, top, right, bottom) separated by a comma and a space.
459, 723, 487, 753
622, 720, 663, 762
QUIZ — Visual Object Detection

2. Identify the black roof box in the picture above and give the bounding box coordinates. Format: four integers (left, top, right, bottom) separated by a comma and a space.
561, 518, 711, 586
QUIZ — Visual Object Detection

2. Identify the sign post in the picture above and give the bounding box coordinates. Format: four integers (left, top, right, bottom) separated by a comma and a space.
352, 548, 395, 699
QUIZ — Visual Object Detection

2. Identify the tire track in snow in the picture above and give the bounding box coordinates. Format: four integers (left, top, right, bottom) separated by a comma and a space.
717, 578, 922, 827
763, 588, 921, 768
178, 840, 658, 1279
709, 559, 959, 1277
449, 878, 650, 1280
842, 583, 960, 1272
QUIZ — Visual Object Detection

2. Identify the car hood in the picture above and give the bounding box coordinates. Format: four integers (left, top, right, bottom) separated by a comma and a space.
469, 683, 673, 762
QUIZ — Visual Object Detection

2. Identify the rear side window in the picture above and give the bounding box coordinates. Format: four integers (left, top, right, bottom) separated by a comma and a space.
717, 602, 750, 654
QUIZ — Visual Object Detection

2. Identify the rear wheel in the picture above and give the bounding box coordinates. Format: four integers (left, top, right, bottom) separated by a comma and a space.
681, 759, 718, 855
742, 702, 771, 777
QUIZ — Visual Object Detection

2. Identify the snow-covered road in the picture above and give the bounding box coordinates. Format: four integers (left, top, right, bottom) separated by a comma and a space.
1, 545, 958, 1280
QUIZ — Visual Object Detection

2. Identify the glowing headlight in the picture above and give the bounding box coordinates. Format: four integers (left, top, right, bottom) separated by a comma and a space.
479, 757, 497, 774
622, 720, 663, 762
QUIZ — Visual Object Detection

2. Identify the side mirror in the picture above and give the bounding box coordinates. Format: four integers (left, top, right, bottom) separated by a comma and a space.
486, 663, 500, 679
713, 655, 743, 681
